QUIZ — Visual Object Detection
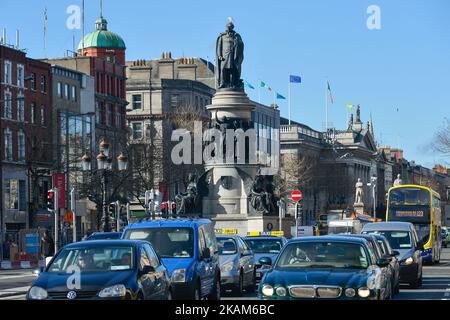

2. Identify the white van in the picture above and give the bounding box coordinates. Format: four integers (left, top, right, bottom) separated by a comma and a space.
327, 220, 362, 235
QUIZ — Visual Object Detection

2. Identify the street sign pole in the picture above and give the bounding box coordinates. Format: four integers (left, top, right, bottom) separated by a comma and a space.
126, 203, 130, 225
70, 188, 76, 243
116, 201, 120, 232
54, 188, 59, 253
295, 202, 299, 237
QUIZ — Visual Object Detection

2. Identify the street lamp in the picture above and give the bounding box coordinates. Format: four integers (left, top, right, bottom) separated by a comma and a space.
367, 175, 378, 219
81, 138, 128, 232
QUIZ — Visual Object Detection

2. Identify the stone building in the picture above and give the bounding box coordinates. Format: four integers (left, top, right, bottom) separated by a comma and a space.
279, 105, 393, 223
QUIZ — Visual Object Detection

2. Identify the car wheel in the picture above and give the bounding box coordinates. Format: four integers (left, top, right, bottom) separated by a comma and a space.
137, 291, 145, 300
208, 277, 221, 300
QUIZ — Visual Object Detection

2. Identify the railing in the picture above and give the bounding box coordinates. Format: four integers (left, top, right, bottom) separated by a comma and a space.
280, 125, 324, 141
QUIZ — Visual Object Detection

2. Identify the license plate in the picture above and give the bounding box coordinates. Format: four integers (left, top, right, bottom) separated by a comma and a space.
256, 272, 261, 278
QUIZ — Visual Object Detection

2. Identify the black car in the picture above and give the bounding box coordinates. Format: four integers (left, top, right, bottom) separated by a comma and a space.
362, 222, 423, 288
371, 234, 401, 294
27, 240, 171, 300
84, 232, 123, 241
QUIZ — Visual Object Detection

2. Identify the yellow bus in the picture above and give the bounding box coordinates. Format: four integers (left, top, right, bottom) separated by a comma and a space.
386, 184, 442, 263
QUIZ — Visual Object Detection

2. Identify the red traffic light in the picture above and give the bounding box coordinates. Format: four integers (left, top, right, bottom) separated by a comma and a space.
47, 191, 54, 199
171, 203, 176, 209
161, 203, 166, 210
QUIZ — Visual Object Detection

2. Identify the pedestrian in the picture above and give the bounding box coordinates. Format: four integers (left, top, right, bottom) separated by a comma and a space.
3, 238, 10, 260
41, 231, 55, 257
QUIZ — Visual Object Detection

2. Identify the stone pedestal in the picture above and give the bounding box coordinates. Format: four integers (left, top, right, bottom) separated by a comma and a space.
354, 203, 364, 214
202, 89, 268, 234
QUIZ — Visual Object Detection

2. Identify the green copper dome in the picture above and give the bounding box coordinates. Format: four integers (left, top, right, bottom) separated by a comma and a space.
77, 17, 126, 50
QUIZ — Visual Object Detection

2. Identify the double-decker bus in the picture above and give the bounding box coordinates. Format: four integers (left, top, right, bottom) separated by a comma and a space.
386, 184, 442, 264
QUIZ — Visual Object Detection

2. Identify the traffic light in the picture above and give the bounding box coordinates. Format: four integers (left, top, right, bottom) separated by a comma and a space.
171, 202, 177, 215
47, 189, 55, 211
161, 202, 168, 216
109, 203, 116, 219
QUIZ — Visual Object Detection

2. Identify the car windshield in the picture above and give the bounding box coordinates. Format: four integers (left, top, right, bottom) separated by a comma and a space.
245, 238, 283, 254
328, 226, 352, 235
217, 237, 237, 255
363, 230, 413, 250
47, 246, 134, 273
124, 227, 194, 258
276, 242, 369, 269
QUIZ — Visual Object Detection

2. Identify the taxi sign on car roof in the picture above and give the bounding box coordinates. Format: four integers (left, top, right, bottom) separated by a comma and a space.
214, 228, 238, 235
246, 231, 284, 237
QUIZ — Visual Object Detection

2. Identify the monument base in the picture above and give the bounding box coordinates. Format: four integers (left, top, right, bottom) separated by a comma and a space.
353, 203, 365, 214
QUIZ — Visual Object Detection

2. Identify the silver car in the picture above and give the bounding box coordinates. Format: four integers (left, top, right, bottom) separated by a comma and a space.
217, 235, 256, 296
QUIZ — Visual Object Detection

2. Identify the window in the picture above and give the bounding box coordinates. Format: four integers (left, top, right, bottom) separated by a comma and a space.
40, 75, 46, 93
4, 128, 13, 161
17, 64, 24, 87
170, 94, 179, 108
4, 91, 12, 119
115, 106, 121, 128
17, 95, 25, 121
4, 179, 19, 210
132, 122, 143, 140
31, 103, 36, 124
71, 85, 76, 101
64, 83, 70, 99
4, 60, 12, 84
139, 248, 151, 269
106, 104, 113, 126
96, 102, 101, 125
18, 130, 25, 161
30, 73, 36, 90
144, 244, 160, 268
57, 82, 62, 98
40, 105, 45, 126
132, 94, 142, 110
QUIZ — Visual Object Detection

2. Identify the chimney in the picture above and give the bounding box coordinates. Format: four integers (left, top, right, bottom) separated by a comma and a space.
177, 57, 197, 80
159, 51, 175, 79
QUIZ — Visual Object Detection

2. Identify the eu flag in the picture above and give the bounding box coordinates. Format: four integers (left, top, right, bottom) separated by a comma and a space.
290, 75, 302, 83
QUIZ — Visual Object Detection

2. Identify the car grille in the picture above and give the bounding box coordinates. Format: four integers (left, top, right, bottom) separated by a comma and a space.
47, 291, 99, 300
288, 286, 341, 299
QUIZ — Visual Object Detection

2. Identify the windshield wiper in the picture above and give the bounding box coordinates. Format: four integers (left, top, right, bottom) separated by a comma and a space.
307, 264, 336, 268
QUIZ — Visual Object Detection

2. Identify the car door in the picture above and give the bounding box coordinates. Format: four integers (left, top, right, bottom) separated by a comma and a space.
138, 245, 157, 300
237, 237, 253, 285
196, 227, 210, 297
144, 244, 168, 299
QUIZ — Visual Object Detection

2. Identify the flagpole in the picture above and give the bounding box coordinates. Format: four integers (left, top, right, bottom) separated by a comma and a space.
288, 80, 291, 125
258, 81, 261, 104
325, 81, 328, 133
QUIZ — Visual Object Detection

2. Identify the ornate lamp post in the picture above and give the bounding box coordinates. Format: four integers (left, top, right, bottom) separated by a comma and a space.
81, 139, 128, 232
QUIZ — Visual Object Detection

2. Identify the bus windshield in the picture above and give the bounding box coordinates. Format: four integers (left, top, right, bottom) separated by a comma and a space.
389, 188, 430, 206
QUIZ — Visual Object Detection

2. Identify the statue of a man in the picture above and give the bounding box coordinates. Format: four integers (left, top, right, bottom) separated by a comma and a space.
216, 17, 244, 89
355, 178, 364, 204
175, 173, 198, 214
393, 174, 403, 187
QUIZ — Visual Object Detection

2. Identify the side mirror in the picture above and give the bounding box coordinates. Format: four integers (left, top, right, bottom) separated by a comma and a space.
242, 250, 252, 257
259, 257, 272, 266
202, 248, 211, 260
141, 265, 155, 275
392, 250, 400, 257
381, 254, 393, 261
376, 258, 390, 268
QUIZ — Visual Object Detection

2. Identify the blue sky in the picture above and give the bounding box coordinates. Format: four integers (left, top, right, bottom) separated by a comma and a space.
1, 0, 449, 167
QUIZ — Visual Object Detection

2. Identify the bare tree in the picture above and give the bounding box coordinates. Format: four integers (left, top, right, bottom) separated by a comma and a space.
277, 153, 318, 197
433, 118, 450, 161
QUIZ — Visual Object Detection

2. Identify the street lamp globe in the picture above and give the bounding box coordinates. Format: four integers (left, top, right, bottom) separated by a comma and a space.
81, 154, 91, 171
117, 153, 128, 171
99, 138, 110, 157
96, 151, 107, 170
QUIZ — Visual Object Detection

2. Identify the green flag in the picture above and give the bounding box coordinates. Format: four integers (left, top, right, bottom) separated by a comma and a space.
347, 103, 353, 110
259, 81, 266, 88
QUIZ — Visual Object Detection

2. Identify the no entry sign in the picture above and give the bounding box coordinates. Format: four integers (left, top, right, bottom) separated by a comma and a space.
291, 190, 303, 202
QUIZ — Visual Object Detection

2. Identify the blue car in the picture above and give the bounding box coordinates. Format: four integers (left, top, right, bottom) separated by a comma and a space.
258, 236, 392, 300
243, 232, 287, 281
122, 218, 221, 300
27, 240, 171, 300
84, 232, 122, 241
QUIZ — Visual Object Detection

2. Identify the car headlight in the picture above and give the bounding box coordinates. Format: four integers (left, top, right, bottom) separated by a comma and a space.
172, 268, 186, 283
28, 286, 48, 300
358, 287, 371, 298
345, 288, 356, 298
402, 257, 414, 265
221, 261, 234, 273
262, 284, 274, 296
98, 284, 126, 298
275, 286, 287, 297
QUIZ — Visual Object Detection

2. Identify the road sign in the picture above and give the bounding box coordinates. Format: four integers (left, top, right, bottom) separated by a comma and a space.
291, 190, 302, 202
64, 211, 74, 223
